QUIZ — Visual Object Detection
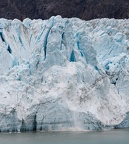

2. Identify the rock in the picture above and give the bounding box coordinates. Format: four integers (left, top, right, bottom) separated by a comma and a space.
1, 0, 129, 20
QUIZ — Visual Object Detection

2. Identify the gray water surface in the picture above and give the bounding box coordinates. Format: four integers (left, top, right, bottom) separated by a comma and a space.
0, 129, 129, 144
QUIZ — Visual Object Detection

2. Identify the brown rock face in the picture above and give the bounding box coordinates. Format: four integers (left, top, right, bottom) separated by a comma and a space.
0, 0, 129, 20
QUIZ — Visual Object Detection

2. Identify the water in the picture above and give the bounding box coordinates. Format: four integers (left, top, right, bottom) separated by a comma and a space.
0, 129, 129, 144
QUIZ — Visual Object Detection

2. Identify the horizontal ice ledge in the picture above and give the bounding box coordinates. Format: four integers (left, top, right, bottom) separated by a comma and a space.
0, 16, 129, 132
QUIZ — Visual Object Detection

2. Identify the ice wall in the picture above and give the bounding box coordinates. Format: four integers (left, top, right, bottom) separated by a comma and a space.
0, 16, 129, 132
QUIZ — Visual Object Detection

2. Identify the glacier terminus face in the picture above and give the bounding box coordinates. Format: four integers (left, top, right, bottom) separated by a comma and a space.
0, 16, 129, 132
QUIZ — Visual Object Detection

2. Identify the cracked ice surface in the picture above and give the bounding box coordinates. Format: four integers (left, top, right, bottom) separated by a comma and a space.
0, 16, 129, 132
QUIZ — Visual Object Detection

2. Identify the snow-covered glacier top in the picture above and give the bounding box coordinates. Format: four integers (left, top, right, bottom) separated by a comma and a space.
0, 16, 129, 132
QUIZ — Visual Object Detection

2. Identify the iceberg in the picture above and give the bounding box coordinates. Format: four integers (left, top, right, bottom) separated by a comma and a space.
0, 16, 129, 132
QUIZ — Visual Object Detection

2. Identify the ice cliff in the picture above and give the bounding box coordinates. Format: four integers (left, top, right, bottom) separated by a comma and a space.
0, 16, 129, 132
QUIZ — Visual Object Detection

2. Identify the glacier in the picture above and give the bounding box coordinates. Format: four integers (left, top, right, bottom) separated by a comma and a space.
0, 16, 129, 132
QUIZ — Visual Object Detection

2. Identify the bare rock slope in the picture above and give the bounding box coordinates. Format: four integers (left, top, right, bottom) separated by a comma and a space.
0, 0, 129, 20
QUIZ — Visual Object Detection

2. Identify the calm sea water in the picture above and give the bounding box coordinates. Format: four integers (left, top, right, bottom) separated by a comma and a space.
0, 129, 129, 144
